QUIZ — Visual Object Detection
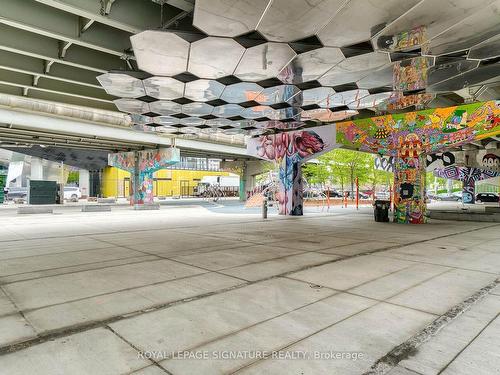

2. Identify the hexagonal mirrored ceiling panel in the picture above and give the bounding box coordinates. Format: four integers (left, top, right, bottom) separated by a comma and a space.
143, 77, 184, 100
234, 43, 296, 82
318, 0, 420, 47
98, 73, 145, 98
257, 85, 301, 106
278, 47, 345, 84
221, 82, 264, 103
193, 0, 270, 37
184, 80, 225, 102
318, 52, 391, 87
131, 30, 189, 76
188, 37, 245, 79
149, 101, 182, 116
113, 99, 149, 114
182, 102, 214, 117
212, 104, 244, 118
256, 0, 346, 42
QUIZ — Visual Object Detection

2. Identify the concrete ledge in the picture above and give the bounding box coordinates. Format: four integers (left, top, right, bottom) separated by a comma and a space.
485, 206, 500, 213
134, 203, 160, 210
97, 198, 116, 204
82, 205, 112, 212
17, 207, 53, 214
429, 210, 500, 222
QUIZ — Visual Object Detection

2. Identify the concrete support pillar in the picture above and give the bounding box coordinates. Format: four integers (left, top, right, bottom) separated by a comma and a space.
131, 156, 154, 205
239, 163, 248, 201
447, 179, 453, 195
30, 157, 44, 180
79, 169, 90, 198
393, 154, 426, 224
277, 157, 303, 216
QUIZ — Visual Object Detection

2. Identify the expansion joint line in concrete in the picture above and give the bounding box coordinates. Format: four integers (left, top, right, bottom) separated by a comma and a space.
363, 279, 500, 375
105, 325, 173, 375
436, 311, 499, 375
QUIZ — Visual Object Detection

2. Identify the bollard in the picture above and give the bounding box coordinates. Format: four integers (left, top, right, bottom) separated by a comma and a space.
262, 198, 268, 219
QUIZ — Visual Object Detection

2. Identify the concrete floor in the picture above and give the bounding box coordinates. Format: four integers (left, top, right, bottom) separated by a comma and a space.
0, 203, 498, 374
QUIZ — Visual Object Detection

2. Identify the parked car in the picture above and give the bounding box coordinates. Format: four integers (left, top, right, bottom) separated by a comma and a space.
426, 193, 438, 201
436, 193, 461, 201
5, 187, 28, 201
345, 191, 369, 199
475, 193, 499, 203
323, 189, 342, 197
64, 186, 82, 202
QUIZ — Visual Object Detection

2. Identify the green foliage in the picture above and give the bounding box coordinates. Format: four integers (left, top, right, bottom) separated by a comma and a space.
303, 149, 388, 191
67, 171, 79, 185
255, 162, 275, 184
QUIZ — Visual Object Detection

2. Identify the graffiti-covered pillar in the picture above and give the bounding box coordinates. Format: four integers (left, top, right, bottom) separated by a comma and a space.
132, 157, 155, 205
277, 156, 304, 215
462, 178, 475, 204
393, 153, 427, 224
108, 148, 180, 205
247, 125, 337, 216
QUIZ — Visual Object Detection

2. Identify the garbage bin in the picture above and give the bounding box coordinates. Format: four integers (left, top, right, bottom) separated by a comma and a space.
373, 200, 390, 222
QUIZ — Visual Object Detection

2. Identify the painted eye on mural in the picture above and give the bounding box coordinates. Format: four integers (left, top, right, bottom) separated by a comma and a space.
442, 152, 455, 166
426, 154, 437, 165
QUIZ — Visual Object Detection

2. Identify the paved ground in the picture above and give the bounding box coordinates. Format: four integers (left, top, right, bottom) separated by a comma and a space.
0, 202, 498, 374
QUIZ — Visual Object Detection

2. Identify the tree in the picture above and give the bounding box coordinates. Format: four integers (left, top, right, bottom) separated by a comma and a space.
303, 149, 375, 193
302, 161, 329, 186
367, 161, 392, 193
67, 171, 79, 185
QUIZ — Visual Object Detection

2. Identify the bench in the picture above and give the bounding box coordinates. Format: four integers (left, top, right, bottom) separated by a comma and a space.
97, 198, 116, 204
17, 207, 53, 214
134, 203, 160, 210
82, 205, 112, 212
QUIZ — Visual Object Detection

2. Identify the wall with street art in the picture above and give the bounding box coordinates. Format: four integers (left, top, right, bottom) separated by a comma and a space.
247, 125, 337, 215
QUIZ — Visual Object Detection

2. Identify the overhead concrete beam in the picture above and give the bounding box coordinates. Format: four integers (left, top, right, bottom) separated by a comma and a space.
0, 24, 128, 73
0, 69, 115, 104
0, 0, 134, 58
33, 0, 177, 34
173, 138, 249, 157
0, 49, 102, 89
0, 107, 171, 147
0, 108, 248, 157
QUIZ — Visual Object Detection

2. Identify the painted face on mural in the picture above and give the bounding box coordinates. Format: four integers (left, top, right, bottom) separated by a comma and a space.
398, 134, 422, 159
482, 154, 500, 169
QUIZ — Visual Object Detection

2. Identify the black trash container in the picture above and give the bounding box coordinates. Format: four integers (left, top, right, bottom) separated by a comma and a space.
373, 200, 390, 222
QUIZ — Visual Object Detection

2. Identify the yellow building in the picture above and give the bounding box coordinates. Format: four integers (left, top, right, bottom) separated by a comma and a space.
102, 166, 233, 198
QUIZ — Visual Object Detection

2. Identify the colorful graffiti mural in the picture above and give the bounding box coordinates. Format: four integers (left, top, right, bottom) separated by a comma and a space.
337, 101, 500, 223
393, 57, 430, 92
382, 93, 434, 111
336, 101, 500, 156
247, 125, 336, 215
434, 166, 500, 204
108, 148, 180, 204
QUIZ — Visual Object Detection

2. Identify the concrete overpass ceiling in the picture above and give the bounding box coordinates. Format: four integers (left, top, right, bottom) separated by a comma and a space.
0, 0, 497, 143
